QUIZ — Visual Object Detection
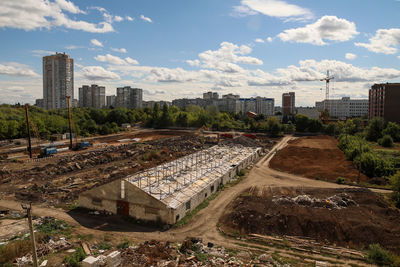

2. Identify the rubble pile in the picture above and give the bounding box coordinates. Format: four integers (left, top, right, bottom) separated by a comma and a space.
272, 193, 358, 209
119, 238, 277, 267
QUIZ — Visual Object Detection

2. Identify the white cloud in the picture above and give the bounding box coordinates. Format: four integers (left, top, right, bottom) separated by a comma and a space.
355, 28, 400, 54
186, 59, 200, 67
32, 49, 55, 57
140, 15, 152, 23
125, 57, 139, 65
55, 0, 85, 14
114, 16, 123, 22
126, 16, 134, 21
398, 56, 400, 60
345, 53, 357, 60
65, 45, 84, 50
266, 37, 273, 42
0, 0, 114, 33
0, 62, 39, 77
255, 38, 265, 43
189, 42, 263, 73
111, 47, 127, 53
80, 66, 120, 81
278, 16, 358, 45
94, 54, 139, 65
233, 0, 313, 21
91, 39, 103, 47
95, 54, 126, 65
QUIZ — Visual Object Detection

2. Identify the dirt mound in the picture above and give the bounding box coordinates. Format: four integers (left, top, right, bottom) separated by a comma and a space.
270, 135, 368, 182
219, 187, 400, 253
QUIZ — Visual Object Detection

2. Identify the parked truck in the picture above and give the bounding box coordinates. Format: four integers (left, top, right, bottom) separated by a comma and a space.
39, 147, 57, 158
74, 141, 91, 151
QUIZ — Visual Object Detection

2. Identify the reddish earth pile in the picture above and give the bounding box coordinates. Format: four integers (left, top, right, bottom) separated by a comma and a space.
270, 135, 368, 182
219, 187, 400, 253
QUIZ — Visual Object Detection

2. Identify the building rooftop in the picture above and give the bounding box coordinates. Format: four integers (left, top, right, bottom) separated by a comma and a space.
124, 144, 261, 209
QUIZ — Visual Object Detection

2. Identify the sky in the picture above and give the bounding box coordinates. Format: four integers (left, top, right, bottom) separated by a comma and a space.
0, 0, 399, 106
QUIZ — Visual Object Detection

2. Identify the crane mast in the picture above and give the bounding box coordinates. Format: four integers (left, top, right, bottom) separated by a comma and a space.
321, 70, 334, 112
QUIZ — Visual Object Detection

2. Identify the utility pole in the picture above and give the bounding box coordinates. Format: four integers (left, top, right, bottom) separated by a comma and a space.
25, 104, 32, 158
66, 96, 73, 150
358, 142, 362, 184
22, 203, 38, 267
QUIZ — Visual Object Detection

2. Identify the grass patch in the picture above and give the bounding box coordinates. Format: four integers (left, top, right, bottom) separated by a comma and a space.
117, 240, 131, 249
0, 239, 31, 265
195, 252, 209, 262
35, 217, 71, 236
97, 241, 112, 250
76, 233, 94, 242
366, 244, 400, 266
63, 247, 86, 267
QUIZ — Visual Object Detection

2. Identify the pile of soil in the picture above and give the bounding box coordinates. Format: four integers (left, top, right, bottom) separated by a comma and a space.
270, 135, 368, 182
219, 187, 400, 253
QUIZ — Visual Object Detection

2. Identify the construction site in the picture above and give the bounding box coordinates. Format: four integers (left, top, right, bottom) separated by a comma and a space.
1, 130, 399, 266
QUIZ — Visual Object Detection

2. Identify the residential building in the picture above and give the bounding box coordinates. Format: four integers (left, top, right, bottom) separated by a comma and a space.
35, 99, 44, 108
42, 52, 74, 109
255, 97, 274, 117
79, 84, 106, 108
116, 86, 143, 109
316, 97, 368, 118
369, 83, 400, 123
296, 107, 319, 120
143, 101, 172, 109
203, 91, 219, 100
282, 92, 295, 116
106, 95, 116, 108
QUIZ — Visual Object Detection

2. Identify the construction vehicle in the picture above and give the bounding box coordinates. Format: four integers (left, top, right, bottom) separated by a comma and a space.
73, 141, 91, 151
39, 147, 57, 158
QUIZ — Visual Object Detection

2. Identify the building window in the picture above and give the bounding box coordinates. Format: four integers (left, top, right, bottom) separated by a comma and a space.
176, 215, 180, 221
186, 201, 191, 210
92, 198, 102, 206
211, 185, 215, 192
121, 180, 125, 199
205, 193, 208, 198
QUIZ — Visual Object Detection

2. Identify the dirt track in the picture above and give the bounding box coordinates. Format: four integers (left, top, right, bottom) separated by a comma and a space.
270, 135, 368, 182
0, 135, 393, 266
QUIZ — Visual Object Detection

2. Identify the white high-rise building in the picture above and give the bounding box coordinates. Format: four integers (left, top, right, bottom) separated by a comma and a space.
42, 52, 74, 109
316, 97, 368, 118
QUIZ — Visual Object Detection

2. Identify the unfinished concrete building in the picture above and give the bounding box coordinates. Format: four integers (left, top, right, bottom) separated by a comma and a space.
79, 144, 261, 224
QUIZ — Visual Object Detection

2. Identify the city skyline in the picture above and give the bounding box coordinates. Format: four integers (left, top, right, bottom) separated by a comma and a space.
0, 0, 400, 106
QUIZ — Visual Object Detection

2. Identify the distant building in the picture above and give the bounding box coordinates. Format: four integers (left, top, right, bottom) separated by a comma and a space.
79, 84, 106, 108
203, 91, 219, 100
143, 101, 172, 109
106, 95, 116, 108
369, 83, 400, 123
238, 97, 274, 117
316, 97, 368, 118
172, 98, 205, 110
35, 99, 44, 108
296, 107, 319, 120
116, 86, 143, 109
282, 92, 295, 116
72, 99, 78, 108
42, 52, 74, 109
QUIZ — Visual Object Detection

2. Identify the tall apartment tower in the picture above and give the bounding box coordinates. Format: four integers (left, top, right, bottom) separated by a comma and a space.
282, 92, 295, 116
369, 83, 400, 123
43, 52, 74, 109
79, 84, 106, 108
116, 86, 143, 109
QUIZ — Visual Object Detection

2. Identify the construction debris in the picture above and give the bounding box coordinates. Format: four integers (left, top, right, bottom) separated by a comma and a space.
272, 193, 358, 209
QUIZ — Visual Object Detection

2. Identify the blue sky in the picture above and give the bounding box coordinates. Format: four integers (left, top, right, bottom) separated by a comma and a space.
0, 0, 399, 106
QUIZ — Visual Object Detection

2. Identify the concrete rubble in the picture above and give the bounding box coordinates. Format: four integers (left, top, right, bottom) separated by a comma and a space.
272, 193, 358, 209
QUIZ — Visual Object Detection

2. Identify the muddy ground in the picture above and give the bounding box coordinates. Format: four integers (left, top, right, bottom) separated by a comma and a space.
219, 186, 400, 253
270, 135, 368, 182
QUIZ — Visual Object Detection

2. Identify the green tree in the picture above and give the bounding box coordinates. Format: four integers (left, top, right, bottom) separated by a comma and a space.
295, 114, 309, 132
175, 112, 188, 127
266, 116, 282, 137
378, 135, 394, 147
383, 122, 400, 142
366, 118, 385, 141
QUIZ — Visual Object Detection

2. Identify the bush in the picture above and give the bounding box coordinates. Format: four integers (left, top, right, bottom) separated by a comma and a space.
238, 169, 246, 176
336, 177, 345, 184
390, 172, 400, 208
379, 135, 394, 148
63, 247, 86, 267
366, 244, 396, 266
366, 118, 385, 141
117, 240, 131, 249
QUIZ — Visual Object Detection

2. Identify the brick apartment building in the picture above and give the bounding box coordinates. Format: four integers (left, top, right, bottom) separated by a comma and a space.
369, 83, 400, 123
